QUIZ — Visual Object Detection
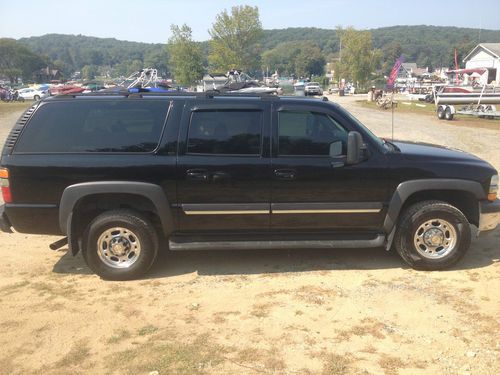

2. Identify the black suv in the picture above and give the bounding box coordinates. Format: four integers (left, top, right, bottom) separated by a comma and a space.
1, 92, 499, 280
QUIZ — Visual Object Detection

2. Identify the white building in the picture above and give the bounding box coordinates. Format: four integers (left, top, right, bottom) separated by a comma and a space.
463, 43, 500, 86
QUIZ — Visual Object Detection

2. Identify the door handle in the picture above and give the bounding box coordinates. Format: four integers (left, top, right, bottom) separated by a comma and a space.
274, 169, 296, 180
186, 169, 209, 182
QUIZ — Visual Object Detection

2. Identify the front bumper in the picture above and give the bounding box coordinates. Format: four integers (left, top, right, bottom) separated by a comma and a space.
0, 204, 13, 233
478, 199, 500, 235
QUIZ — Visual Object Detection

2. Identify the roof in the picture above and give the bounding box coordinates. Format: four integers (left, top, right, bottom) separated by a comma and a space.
401, 63, 418, 71
463, 43, 500, 62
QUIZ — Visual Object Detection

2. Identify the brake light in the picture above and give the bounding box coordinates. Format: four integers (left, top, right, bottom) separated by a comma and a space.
0, 168, 12, 203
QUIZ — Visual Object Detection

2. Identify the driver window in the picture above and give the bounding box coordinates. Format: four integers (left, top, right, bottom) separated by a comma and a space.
278, 110, 348, 156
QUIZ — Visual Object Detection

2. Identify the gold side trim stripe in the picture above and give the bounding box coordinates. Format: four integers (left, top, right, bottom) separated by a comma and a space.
272, 209, 382, 214
184, 210, 270, 215
183, 209, 381, 215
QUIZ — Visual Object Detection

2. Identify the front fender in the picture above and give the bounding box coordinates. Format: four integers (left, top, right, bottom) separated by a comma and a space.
383, 178, 485, 233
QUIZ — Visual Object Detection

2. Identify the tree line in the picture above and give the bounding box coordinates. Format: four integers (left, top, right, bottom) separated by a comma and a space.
2, 7, 499, 86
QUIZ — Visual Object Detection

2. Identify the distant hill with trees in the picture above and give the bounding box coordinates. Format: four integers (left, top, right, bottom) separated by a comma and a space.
262, 25, 500, 70
9, 25, 500, 82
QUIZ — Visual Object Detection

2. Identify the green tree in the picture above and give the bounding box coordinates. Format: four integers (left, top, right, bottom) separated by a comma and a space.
335, 27, 381, 88
262, 41, 325, 78
144, 49, 169, 77
208, 5, 262, 72
295, 44, 325, 77
168, 24, 204, 86
81, 64, 98, 80
381, 42, 402, 75
0, 38, 46, 83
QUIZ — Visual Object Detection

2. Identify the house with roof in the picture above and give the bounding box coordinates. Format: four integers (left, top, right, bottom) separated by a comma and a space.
463, 43, 500, 86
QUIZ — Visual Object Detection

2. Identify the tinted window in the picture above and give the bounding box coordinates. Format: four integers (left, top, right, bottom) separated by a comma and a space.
187, 110, 262, 155
15, 100, 169, 153
278, 111, 348, 156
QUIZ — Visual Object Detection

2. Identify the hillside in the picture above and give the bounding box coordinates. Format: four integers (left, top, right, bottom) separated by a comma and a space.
262, 25, 500, 68
17, 25, 500, 76
18, 34, 168, 76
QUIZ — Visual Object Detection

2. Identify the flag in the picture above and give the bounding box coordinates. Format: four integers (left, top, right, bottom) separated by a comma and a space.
386, 55, 405, 89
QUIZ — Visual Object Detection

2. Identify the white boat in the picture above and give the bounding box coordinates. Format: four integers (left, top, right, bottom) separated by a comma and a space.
436, 86, 500, 105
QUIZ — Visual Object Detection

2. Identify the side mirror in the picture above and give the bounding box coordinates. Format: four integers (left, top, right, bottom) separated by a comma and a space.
346, 131, 363, 165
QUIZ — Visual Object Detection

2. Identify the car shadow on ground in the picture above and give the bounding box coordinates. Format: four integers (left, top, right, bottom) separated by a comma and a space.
52, 229, 500, 279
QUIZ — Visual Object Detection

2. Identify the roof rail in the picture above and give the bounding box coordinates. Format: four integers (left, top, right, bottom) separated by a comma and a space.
55, 90, 284, 100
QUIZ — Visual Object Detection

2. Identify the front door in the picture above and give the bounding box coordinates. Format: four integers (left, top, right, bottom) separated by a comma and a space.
270, 105, 389, 231
177, 101, 271, 231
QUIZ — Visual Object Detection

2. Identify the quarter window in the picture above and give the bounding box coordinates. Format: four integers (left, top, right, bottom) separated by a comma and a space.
15, 100, 168, 153
278, 111, 348, 156
187, 110, 262, 155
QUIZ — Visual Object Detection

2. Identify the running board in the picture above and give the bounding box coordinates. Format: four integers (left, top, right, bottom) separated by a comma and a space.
169, 234, 385, 251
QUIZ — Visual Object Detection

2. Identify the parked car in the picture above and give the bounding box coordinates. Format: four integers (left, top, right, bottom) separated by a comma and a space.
17, 87, 49, 101
305, 82, 323, 96
1, 92, 499, 280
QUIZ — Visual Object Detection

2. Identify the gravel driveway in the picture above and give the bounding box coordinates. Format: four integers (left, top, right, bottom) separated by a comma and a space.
0, 99, 498, 375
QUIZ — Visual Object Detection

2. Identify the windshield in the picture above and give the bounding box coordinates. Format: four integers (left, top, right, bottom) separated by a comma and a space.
334, 104, 386, 150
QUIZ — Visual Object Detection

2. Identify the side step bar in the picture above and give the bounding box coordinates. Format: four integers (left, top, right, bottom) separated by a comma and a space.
169, 234, 385, 251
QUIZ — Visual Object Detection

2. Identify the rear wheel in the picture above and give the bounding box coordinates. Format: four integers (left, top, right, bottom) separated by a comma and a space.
394, 201, 471, 270
34, 95, 40, 101
83, 210, 159, 280
445, 106, 454, 120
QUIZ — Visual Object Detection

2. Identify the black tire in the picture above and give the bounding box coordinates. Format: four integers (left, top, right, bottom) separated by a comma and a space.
34, 95, 40, 101
445, 107, 454, 120
82, 210, 159, 280
393, 200, 471, 270
437, 106, 445, 120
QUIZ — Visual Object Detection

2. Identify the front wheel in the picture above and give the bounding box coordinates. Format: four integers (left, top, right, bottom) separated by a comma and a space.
83, 210, 159, 280
393, 201, 471, 270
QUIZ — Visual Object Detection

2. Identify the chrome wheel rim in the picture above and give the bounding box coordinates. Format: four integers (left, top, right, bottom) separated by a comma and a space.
97, 227, 141, 269
413, 219, 457, 259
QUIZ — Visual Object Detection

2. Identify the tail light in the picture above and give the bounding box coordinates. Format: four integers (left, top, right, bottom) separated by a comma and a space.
0, 168, 12, 203
488, 175, 498, 201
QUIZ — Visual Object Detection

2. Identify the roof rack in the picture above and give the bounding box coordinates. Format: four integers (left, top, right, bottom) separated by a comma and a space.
56, 90, 281, 99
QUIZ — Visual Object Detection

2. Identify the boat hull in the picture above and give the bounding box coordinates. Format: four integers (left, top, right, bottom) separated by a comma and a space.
436, 93, 500, 105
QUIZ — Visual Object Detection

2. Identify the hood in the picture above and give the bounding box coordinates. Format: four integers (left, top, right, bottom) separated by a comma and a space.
393, 140, 484, 163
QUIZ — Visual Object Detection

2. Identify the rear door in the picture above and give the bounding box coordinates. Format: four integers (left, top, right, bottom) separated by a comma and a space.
176, 100, 272, 231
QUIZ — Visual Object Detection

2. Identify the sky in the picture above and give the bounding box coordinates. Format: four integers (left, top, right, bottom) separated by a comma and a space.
0, 0, 499, 43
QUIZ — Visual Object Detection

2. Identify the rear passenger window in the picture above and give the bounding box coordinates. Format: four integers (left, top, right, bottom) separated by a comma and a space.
187, 110, 262, 155
14, 100, 169, 153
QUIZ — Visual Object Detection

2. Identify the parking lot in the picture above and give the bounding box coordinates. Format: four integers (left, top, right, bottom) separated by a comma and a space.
0, 97, 499, 375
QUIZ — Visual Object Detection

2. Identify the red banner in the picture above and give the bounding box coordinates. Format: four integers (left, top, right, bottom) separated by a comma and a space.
386, 55, 405, 89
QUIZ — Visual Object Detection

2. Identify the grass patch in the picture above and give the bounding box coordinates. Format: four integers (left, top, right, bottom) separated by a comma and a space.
0, 101, 32, 116
336, 318, 387, 340
358, 99, 435, 114
107, 333, 225, 375
0, 280, 30, 295
250, 302, 276, 318
233, 346, 286, 373
378, 354, 406, 375
321, 353, 352, 375
54, 339, 91, 368
137, 324, 159, 336
107, 329, 131, 344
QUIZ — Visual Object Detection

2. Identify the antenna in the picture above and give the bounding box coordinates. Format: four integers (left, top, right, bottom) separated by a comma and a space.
391, 91, 395, 141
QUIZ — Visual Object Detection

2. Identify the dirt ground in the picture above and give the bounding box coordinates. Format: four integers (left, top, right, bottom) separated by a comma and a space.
0, 97, 499, 375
